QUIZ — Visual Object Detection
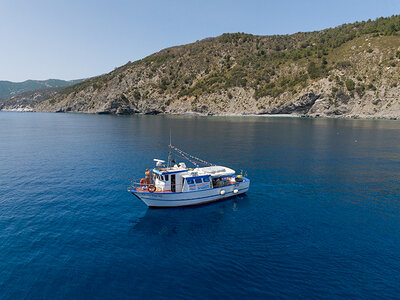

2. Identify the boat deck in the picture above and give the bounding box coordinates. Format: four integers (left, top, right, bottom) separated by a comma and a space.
133, 187, 173, 193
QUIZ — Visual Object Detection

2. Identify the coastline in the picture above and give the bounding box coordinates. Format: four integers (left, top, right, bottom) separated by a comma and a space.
1, 108, 399, 121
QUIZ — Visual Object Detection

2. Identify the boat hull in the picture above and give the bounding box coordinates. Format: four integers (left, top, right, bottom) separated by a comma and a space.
129, 178, 250, 208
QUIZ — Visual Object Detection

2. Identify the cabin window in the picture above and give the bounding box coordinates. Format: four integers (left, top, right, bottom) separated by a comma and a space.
195, 178, 202, 184
187, 179, 194, 185
203, 177, 210, 182
165, 175, 169, 181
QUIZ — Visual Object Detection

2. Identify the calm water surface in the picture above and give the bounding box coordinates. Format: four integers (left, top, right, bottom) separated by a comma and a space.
1, 112, 400, 298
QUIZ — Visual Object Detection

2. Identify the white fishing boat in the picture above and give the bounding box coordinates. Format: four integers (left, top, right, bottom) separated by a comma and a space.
128, 144, 250, 208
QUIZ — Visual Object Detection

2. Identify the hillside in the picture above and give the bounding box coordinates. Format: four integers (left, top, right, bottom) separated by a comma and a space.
2, 15, 400, 119
0, 88, 61, 111
0, 79, 81, 99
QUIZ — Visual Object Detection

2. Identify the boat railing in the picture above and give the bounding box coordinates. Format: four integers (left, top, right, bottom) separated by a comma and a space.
129, 179, 154, 190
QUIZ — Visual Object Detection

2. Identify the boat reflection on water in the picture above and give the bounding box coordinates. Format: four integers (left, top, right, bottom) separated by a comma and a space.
132, 194, 250, 236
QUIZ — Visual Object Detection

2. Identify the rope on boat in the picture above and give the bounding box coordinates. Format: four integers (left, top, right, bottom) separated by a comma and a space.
169, 145, 215, 167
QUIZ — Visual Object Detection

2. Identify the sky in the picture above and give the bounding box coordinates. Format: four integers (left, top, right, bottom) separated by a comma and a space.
1, 0, 399, 82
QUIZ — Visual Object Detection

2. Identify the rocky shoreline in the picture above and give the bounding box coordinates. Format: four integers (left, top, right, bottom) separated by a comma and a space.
1, 87, 399, 120
1, 107, 398, 120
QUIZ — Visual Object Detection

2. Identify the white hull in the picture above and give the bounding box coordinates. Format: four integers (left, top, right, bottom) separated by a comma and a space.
130, 178, 250, 208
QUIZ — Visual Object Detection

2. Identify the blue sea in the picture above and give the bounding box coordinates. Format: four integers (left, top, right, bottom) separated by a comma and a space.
1, 112, 400, 299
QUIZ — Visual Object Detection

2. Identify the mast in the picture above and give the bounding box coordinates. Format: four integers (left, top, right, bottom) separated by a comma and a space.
168, 129, 172, 168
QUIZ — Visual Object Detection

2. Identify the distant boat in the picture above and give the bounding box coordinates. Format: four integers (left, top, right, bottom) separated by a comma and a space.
128, 144, 250, 208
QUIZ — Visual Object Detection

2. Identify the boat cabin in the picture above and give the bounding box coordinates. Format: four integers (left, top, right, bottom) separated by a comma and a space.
152, 167, 188, 192
152, 168, 214, 193
181, 174, 212, 192
148, 159, 238, 193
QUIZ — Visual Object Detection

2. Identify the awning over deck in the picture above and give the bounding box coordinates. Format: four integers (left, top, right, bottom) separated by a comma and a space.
195, 166, 235, 177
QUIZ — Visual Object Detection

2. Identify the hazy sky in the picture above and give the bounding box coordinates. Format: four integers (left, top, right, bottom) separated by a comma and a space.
1, 0, 399, 82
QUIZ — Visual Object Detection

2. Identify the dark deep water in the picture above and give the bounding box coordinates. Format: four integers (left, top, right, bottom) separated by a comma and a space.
1, 112, 400, 299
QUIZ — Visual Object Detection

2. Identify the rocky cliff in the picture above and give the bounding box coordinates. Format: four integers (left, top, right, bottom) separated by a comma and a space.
1, 15, 400, 119
0, 88, 60, 111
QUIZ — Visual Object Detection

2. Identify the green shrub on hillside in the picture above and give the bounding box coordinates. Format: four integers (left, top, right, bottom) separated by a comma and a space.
345, 79, 355, 91
307, 61, 327, 79
336, 61, 352, 69
355, 84, 366, 97
133, 90, 141, 100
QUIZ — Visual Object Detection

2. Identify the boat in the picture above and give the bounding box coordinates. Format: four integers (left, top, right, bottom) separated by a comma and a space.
128, 144, 250, 208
